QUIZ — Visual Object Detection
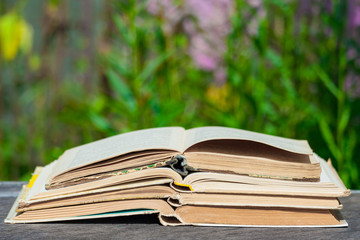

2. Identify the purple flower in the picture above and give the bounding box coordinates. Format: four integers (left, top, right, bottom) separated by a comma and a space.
191, 49, 218, 70
147, 0, 233, 84
353, 5, 360, 26
248, 0, 262, 8
347, 48, 357, 60
246, 0, 266, 36
347, 0, 360, 37
215, 67, 227, 85
345, 71, 360, 98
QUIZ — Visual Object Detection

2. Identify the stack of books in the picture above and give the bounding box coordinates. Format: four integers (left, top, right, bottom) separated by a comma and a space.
5, 127, 350, 227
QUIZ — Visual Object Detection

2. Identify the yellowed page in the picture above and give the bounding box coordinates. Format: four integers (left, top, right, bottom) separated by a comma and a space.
51, 127, 185, 178
184, 126, 312, 154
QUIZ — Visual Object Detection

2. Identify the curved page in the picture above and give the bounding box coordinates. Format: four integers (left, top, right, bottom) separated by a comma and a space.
184, 126, 312, 154
50, 127, 185, 179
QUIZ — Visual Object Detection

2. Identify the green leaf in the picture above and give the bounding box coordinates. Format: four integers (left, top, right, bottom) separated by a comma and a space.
338, 105, 351, 136
89, 112, 113, 134
113, 15, 134, 46
19, 171, 32, 181
135, 52, 172, 82
344, 130, 357, 166
313, 65, 339, 98
318, 117, 341, 161
106, 54, 131, 78
106, 69, 137, 111
265, 49, 283, 68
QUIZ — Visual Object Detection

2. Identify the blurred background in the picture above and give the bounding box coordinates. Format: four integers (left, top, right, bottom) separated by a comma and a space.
0, 0, 359, 188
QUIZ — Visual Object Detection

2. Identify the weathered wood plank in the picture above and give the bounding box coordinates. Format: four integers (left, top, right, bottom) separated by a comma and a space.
0, 182, 359, 240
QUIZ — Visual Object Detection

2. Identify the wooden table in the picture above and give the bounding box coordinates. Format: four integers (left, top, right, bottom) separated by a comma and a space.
1, 182, 359, 239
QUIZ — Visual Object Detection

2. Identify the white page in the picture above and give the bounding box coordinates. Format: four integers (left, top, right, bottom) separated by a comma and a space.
317, 155, 346, 189
26, 161, 57, 201
51, 127, 185, 178
183, 126, 312, 154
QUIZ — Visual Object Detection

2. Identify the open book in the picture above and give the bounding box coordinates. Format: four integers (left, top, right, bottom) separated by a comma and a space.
45, 127, 321, 189
5, 127, 350, 227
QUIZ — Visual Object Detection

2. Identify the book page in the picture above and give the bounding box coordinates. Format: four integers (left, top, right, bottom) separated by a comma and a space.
51, 127, 185, 178
183, 126, 312, 154
26, 161, 57, 201
317, 155, 348, 190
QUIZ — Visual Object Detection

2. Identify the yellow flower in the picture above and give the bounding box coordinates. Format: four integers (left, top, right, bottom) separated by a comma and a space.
206, 83, 231, 110
0, 12, 33, 61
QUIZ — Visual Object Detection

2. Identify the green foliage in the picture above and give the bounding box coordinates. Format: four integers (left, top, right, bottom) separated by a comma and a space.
0, 0, 359, 188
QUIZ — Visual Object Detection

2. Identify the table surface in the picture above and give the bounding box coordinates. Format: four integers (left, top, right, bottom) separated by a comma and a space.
0, 182, 359, 240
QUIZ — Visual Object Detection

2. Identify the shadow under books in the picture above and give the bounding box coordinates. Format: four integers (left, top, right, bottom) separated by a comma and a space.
45, 213, 160, 225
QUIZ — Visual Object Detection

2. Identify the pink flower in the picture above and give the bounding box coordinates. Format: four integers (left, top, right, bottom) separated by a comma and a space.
191, 50, 218, 70
147, 0, 233, 84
